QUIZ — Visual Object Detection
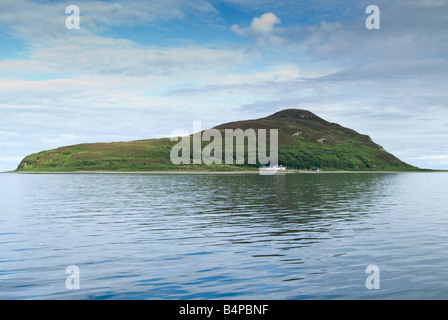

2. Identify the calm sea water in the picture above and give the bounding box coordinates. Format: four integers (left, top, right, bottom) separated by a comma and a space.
1, 172, 448, 300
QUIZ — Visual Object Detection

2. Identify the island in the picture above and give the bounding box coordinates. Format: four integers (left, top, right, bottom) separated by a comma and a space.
15, 109, 419, 173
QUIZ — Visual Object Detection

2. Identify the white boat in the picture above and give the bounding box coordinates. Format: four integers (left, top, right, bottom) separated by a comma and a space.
259, 165, 287, 175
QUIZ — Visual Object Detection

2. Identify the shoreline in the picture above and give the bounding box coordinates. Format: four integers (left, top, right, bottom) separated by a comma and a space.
3, 170, 443, 175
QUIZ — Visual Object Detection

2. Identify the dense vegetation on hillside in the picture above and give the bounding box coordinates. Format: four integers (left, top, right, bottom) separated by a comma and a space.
16, 109, 418, 172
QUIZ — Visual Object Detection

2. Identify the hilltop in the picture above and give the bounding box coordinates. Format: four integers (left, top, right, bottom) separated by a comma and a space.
16, 109, 418, 172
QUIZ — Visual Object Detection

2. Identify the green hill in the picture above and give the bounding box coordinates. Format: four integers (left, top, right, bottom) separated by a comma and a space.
16, 109, 418, 172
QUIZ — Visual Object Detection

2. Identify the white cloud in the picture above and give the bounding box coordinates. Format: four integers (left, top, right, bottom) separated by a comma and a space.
232, 12, 281, 36
0, 0, 218, 40
0, 35, 251, 80
231, 12, 284, 46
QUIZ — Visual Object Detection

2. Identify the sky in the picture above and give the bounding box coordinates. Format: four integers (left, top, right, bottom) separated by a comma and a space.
0, 0, 447, 171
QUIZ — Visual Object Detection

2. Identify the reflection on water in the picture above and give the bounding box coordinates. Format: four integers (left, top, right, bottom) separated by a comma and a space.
1, 172, 448, 299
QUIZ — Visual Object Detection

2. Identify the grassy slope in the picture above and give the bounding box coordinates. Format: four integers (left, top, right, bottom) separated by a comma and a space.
16, 109, 419, 172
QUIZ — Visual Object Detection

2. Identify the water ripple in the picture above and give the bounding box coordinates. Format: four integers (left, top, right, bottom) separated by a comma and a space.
1, 172, 448, 299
